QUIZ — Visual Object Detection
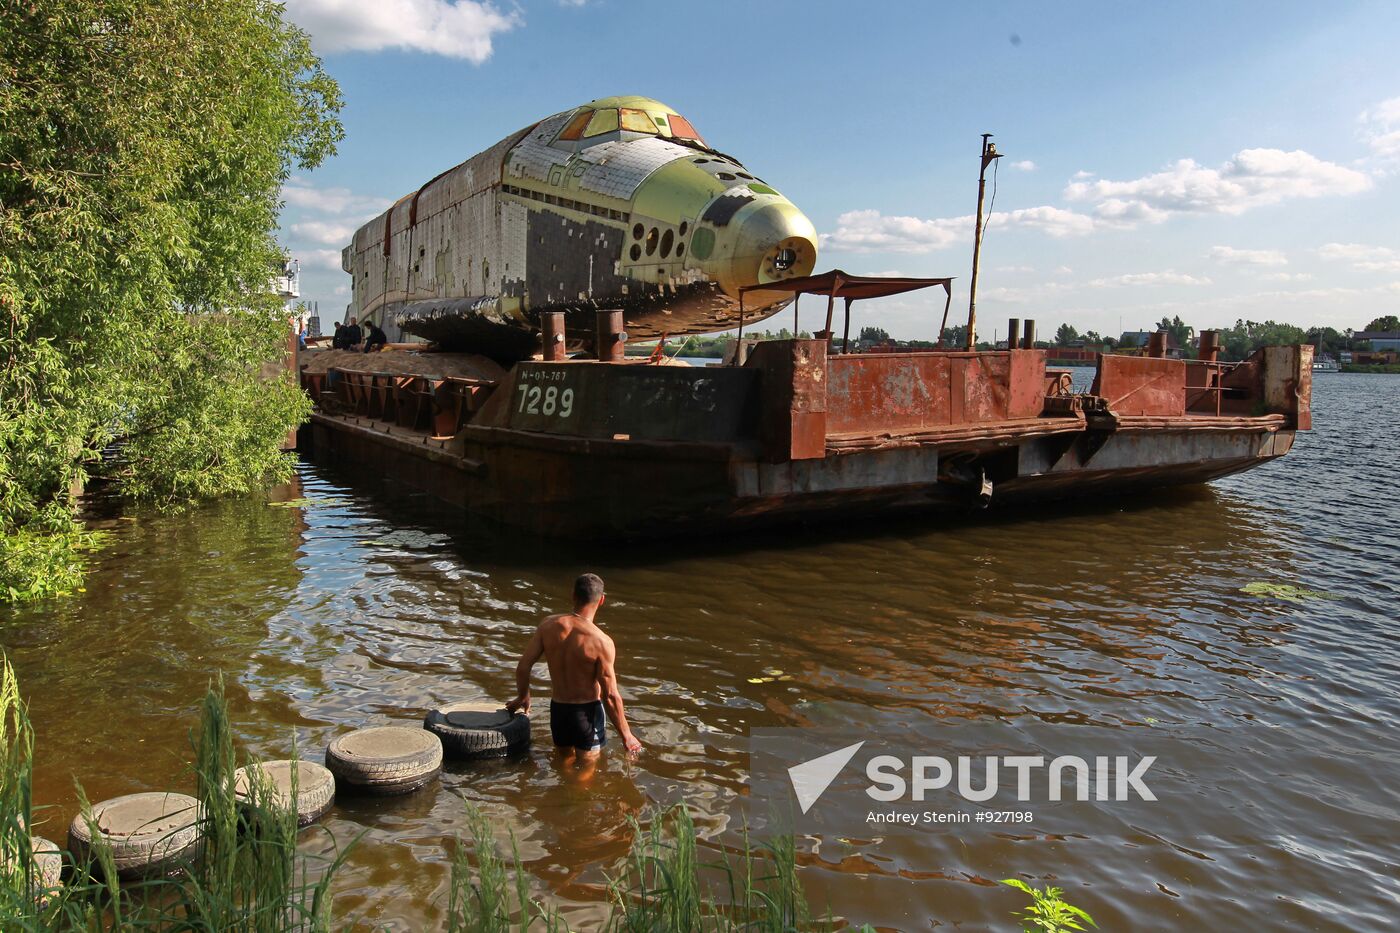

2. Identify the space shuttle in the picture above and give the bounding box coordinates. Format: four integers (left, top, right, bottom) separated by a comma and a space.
341, 96, 818, 360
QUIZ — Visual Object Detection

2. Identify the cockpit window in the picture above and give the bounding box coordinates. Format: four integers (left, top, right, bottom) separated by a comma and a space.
558, 110, 593, 141
666, 113, 705, 145
583, 108, 620, 137
620, 109, 658, 134
560, 106, 708, 147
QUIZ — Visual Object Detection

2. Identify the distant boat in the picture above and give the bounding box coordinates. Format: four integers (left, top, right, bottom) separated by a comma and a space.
1313, 356, 1339, 372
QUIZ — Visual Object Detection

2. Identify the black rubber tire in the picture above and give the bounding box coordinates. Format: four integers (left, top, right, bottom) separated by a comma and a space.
66, 792, 202, 880
325, 726, 442, 796
424, 702, 531, 760
234, 760, 336, 827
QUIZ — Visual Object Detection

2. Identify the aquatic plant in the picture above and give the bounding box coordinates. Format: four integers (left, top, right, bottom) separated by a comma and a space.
446, 804, 566, 933
1239, 581, 1335, 602
1001, 878, 1096, 933
601, 804, 865, 933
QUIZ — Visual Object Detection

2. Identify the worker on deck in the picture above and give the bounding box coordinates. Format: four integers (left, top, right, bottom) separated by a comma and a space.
506, 573, 643, 758
344, 316, 362, 350
363, 320, 388, 353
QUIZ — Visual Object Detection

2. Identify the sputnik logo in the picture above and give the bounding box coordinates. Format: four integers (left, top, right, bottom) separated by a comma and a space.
787, 741, 865, 814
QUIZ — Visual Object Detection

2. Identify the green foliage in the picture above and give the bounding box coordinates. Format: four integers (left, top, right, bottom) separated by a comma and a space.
1215, 319, 1308, 361
0, 525, 106, 602
1157, 315, 1194, 350
1001, 879, 1096, 933
0, 0, 341, 600
857, 326, 891, 344
1054, 323, 1080, 346
1365, 315, 1400, 332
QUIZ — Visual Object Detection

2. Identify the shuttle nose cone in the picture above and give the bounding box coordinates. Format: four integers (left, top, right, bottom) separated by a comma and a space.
716, 200, 817, 297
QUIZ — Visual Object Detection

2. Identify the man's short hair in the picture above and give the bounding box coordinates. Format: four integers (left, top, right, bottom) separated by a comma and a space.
573, 572, 605, 605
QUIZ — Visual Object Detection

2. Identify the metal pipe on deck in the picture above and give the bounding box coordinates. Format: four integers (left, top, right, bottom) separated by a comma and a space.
1007, 318, 1020, 350
541, 312, 567, 362
841, 297, 853, 354
1148, 329, 1168, 358
1199, 329, 1221, 364
595, 310, 626, 362
1022, 319, 1036, 348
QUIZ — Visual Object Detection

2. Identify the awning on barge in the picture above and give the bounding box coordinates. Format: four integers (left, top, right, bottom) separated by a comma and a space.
737, 270, 955, 354
739, 270, 952, 302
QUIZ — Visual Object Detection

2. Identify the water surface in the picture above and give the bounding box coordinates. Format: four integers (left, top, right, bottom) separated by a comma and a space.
3, 371, 1397, 930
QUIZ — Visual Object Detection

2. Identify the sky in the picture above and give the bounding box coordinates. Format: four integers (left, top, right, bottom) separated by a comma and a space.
276, 0, 1400, 341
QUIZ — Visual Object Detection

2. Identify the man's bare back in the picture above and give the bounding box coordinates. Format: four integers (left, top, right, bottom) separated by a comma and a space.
505, 573, 641, 755
537, 613, 613, 704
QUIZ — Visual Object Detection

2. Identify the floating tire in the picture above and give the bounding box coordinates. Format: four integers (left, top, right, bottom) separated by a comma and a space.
31, 836, 62, 890
67, 792, 202, 880
424, 702, 531, 760
16, 836, 63, 903
234, 760, 336, 827
325, 726, 442, 796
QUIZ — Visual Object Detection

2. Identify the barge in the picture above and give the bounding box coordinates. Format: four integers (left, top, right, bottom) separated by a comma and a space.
297, 271, 1312, 538
299, 102, 1311, 535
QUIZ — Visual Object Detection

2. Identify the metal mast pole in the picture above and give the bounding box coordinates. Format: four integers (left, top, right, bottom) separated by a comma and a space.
966, 133, 1001, 351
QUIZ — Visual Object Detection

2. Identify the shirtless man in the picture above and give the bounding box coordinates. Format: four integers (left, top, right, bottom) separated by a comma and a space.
505, 573, 642, 756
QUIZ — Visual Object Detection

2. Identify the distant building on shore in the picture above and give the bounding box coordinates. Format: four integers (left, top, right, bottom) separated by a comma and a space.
1354, 330, 1400, 351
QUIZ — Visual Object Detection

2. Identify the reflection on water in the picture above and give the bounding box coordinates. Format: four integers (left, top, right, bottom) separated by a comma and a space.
3, 373, 1399, 930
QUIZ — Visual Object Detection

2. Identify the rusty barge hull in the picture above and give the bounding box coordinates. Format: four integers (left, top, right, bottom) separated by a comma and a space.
297, 339, 1311, 539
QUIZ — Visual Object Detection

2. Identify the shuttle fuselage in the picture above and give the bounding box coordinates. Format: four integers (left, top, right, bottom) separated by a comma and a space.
342, 96, 817, 359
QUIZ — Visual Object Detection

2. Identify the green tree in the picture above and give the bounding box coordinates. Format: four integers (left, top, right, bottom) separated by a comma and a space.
858, 326, 891, 344
1365, 315, 1400, 332
0, 0, 343, 600
1054, 323, 1080, 346
1306, 326, 1344, 356
1158, 315, 1194, 351
1216, 319, 1309, 361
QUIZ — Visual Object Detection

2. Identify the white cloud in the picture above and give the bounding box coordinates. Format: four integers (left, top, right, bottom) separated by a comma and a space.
283, 0, 519, 61
291, 219, 357, 246
1087, 272, 1212, 287
1260, 272, 1313, 282
1361, 96, 1400, 160
821, 209, 964, 253
992, 205, 1095, 237
1208, 245, 1287, 266
823, 205, 1092, 253
282, 177, 393, 218
303, 249, 346, 271
1064, 149, 1372, 226
1318, 242, 1400, 272
1010, 160, 1037, 171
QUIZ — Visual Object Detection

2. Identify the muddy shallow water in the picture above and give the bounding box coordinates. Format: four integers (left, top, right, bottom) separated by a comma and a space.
3, 371, 1398, 930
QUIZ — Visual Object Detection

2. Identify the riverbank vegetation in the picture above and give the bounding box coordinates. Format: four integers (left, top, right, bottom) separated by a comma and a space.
2, 660, 1095, 931
0, 0, 344, 602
